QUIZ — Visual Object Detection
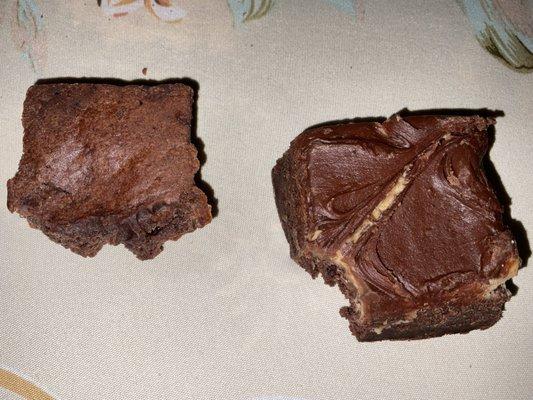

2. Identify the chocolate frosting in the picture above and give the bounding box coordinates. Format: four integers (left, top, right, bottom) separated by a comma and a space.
295, 115, 518, 314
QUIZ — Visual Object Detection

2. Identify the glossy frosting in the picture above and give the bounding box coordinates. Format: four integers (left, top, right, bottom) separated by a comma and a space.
296, 115, 518, 315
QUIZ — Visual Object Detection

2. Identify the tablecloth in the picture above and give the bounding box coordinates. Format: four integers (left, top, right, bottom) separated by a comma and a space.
1, 1, 532, 399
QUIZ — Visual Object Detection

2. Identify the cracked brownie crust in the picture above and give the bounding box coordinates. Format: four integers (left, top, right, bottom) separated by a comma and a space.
272, 114, 520, 341
8, 83, 211, 259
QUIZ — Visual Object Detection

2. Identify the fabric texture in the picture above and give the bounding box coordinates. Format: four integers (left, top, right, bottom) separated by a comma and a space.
0, 1, 532, 399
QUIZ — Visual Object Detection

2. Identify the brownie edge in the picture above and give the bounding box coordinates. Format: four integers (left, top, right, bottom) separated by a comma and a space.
272, 113, 520, 341
7, 83, 212, 259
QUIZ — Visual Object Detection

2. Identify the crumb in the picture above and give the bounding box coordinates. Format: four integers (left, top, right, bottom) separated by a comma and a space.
142, 67, 148, 76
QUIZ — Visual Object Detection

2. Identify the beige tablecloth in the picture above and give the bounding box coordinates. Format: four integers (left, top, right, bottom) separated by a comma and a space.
1, 1, 532, 399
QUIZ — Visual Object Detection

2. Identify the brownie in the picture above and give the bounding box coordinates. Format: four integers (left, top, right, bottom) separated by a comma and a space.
272, 114, 520, 341
7, 83, 212, 260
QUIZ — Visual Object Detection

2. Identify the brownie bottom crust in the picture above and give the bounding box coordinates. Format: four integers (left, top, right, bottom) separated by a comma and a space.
22, 187, 211, 260
299, 255, 510, 341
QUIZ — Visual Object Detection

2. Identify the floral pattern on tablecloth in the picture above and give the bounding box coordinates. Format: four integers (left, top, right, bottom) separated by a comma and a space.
5, 1, 531, 86
97, 0, 186, 22
10, 0, 46, 72
96, 0, 361, 24
458, 0, 532, 71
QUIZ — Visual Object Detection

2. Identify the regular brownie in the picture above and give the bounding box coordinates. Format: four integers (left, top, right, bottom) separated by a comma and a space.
7, 83, 212, 260
272, 114, 520, 341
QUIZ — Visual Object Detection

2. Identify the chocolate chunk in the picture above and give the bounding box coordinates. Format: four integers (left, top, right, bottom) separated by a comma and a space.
272, 114, 520, 341
7, 83, 211, 260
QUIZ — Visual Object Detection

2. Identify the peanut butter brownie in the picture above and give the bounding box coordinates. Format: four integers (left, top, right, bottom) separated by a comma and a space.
272, 114, 520, 340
